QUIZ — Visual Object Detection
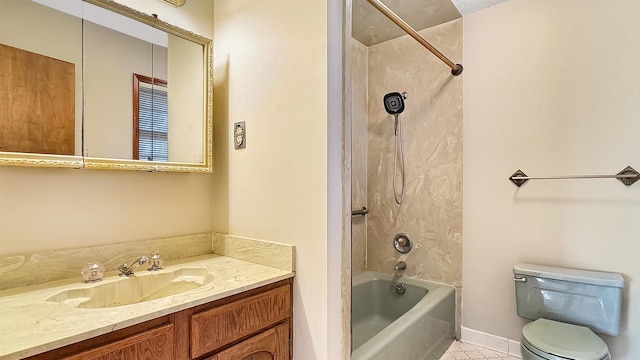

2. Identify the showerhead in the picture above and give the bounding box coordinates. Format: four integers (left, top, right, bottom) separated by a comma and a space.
383, 92, 406, 115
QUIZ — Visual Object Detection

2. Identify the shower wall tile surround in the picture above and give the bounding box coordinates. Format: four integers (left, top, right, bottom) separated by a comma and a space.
361, 19, 463, 287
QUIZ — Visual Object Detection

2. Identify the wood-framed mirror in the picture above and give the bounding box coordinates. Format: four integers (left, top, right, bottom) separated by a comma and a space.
0, 0, 212, 172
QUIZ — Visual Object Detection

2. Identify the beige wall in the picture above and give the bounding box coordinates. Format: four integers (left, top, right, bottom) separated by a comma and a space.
0, 167, 213, 255
365, 20, 463, 287
463, 0, 640, 358
0, 2, 214, 255
213, 1, 338, 359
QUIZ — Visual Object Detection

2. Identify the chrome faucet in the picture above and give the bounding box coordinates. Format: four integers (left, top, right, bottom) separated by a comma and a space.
394, 261, 407, 271
118, 256, 148, 277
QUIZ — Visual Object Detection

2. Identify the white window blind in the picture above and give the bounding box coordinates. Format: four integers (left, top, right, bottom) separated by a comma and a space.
138, 85, 168, 162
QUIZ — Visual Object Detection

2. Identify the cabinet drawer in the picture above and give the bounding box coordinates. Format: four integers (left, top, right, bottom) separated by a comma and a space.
206, 322, 289, 360
62, 323, 174, 360
191, 284, 291, 358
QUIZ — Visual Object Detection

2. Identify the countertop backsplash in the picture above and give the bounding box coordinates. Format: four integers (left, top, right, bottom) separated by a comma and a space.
0, 232, 295, 290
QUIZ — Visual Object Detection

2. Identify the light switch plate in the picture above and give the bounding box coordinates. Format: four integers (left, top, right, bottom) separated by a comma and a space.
233, 121, 246, 149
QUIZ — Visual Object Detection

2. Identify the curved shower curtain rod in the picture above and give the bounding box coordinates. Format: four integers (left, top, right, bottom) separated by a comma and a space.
366, 0, 464, 76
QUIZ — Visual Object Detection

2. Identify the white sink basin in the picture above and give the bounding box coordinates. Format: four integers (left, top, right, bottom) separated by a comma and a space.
46, 267, 213, 308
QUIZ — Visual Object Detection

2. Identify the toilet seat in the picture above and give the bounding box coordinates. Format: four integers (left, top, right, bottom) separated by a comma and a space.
522, 319, 610, 360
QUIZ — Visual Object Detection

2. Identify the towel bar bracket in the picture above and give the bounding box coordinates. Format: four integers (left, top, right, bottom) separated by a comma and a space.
617, 166, 640, 186
509, 169, 529, 187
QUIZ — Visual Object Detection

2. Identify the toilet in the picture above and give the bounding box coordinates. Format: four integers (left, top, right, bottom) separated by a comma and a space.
513, 263, 625, 360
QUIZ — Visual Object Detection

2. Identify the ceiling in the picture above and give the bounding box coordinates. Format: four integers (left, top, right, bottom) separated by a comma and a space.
352, 0, 508, 46
451, 0, 508, 15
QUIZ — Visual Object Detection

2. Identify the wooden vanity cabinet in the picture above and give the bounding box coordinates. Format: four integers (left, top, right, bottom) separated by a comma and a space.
26, 279, 293, 360
205, 322, 289, 360
24, 316, 174, 360
60, 324, 174, 360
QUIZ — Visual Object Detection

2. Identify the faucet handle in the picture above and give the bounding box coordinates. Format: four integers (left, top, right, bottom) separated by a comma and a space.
81, 262, 105, 282
148, 252, 163, 271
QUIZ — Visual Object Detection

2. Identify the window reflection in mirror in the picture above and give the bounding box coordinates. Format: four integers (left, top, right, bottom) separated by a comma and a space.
133, 74, 168, 162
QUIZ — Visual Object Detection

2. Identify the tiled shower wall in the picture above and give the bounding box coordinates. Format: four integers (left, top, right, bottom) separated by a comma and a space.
352, 19, 463, 287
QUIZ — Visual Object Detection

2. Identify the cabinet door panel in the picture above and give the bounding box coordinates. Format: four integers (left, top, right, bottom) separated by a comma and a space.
191, 284, 291, 358
211, 322, 288, 360
62, 324, 174, 360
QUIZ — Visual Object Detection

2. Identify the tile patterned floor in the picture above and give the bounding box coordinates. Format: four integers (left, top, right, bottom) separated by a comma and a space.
440, 340, 521, 360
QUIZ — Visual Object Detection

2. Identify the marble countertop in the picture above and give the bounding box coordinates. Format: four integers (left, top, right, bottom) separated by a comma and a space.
0, 254, 294, 360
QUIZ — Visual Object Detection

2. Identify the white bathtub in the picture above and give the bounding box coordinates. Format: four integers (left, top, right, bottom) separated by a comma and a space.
351, 271, 455, 360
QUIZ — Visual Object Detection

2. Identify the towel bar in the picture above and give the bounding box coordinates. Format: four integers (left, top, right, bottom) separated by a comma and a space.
509, 166, 639, 187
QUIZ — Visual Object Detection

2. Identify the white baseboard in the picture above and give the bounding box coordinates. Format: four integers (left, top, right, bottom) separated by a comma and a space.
461, 327, 522, 358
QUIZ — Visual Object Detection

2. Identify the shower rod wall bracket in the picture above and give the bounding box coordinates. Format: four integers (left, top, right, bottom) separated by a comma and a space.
452, 64, 463, 76
508, 166, 640, 188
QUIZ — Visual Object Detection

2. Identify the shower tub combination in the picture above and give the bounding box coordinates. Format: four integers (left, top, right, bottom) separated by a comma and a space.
351, 271, 455, 360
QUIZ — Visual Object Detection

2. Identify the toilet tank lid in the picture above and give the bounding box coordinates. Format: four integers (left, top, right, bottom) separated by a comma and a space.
514, 263, 624, 288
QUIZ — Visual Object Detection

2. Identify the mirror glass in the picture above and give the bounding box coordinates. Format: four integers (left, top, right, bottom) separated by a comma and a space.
0, 0, 83, 167
0, 0, 212, 172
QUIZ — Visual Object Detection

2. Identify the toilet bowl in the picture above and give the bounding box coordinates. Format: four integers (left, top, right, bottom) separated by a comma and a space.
520, 319, 610, 360
513, 263, 624, 360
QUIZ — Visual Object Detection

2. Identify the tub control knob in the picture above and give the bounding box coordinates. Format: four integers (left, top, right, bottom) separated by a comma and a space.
393, 233, 413, 254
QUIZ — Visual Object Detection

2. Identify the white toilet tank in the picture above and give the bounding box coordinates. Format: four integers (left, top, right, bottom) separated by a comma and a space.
513, 263, 625, 336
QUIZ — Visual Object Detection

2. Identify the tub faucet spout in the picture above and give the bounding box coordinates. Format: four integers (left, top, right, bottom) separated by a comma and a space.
394, 261, 407, 271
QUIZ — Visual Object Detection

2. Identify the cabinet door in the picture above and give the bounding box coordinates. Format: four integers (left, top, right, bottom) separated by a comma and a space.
62, 324, 174, 360
191, 285, 291, 358
207, 322, 289, 360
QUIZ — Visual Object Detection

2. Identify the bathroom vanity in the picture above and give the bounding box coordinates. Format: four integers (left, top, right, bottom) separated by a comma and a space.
0, 250, 295, 360
26, 279, 292, 360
